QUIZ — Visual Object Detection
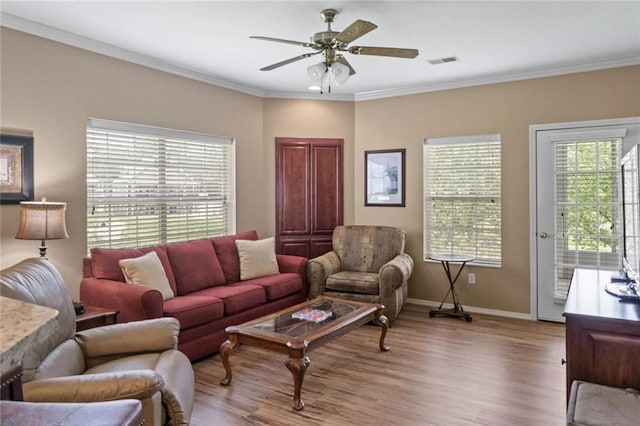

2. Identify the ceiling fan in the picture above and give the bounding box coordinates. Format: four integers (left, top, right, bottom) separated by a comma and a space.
250, 9, 419, 90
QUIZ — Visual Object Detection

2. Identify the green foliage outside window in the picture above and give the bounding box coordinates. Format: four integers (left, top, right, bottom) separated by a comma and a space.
558, 139, 620, 253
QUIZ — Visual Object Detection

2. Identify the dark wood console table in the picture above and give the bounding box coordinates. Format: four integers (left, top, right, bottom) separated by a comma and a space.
563, 269, 640, 402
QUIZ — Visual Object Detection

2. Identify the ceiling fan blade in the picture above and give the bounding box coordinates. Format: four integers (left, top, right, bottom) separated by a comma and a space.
250, 36, 316, 48
349, 46, 419, 58
334, 20, 377, 44
336, 55, 356, 76
259, 51, 321, 71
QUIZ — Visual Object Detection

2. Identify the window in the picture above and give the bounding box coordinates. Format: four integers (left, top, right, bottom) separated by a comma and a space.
551, 132, 622, 300
87, 118, 235, 249
423, 134, 502, 266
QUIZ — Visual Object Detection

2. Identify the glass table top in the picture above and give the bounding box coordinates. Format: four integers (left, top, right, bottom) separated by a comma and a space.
429, 254, 476, 263
246, 298, 369, 338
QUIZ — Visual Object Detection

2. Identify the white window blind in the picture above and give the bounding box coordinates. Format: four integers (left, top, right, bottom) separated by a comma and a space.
87, 118, 235, 249
552, 136, 622, 300
424, 134, 502, 266
622, 145, 639, 275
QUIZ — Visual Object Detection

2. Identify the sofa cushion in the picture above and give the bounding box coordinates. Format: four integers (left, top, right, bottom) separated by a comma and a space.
162, 295, 224, 329
84, 353, 163, 375
32, 340, 86, 380
243, 273, 303, 301
212, 230, 259, 283
236, 237, 279, 280
195, 284, 266, 316
165, 239, 226, 295
326, 271, 380, 295
90, 245, 177, 294
119, 251, 175, 300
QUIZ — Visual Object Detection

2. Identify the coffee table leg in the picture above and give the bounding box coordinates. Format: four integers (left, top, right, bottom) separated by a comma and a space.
285, 355, 310, 411
220, 334, 238, 386
374, 311, 390, 352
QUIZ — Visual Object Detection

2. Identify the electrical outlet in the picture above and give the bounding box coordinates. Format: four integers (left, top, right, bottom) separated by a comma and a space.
468, 273, 476, 284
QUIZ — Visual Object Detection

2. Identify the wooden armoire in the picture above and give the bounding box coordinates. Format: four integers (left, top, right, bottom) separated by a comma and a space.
275, 137, 343, 258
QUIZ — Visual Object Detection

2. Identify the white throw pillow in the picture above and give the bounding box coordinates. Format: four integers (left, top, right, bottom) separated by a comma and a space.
118, 251, 174, 300
236, 237, 280, 280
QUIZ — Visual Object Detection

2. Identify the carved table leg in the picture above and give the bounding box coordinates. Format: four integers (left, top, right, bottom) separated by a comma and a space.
374, 311, 390, 352
220, 335, 239, 386
285, 356, 310, 411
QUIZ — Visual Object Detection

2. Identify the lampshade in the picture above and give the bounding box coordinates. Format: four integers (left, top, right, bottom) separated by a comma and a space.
15, 197, 68, 257
331, 61, 350, 85
307, 62, 327, 85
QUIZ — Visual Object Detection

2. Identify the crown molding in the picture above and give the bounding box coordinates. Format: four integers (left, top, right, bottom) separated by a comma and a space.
353, 55, 640, 101
3, 12, 639, 103
264, 90, 354, 102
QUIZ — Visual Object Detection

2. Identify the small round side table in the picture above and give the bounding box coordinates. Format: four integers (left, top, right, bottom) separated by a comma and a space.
428, 254, 475, 322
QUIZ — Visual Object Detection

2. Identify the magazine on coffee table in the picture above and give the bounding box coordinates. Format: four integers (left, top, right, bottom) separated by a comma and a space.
292, 308, 332, 323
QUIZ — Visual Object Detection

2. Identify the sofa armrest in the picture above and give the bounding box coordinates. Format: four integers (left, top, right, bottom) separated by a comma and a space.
379, 253, 414, 291
80, 278, 163, 323
276, 254, 307, 275
153, 349, 194, 425
307, 251, 341, 299
23, 370, 163, 403
276, 254, 309, 297
75, 318, 180, 364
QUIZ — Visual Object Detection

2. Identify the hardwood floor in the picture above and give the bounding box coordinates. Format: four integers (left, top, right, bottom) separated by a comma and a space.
190, 304, 566, 425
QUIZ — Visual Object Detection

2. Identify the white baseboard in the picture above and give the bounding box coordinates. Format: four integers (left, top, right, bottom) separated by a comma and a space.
405, 297, 534, 321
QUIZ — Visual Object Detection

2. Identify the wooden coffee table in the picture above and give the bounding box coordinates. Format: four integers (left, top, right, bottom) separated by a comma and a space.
219, 296, 389, 410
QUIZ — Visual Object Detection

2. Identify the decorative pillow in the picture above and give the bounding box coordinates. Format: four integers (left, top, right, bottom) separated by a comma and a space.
165, 238, 226, 295
235, 237, 280, 280
90, 245, 177, 294
118, 251, 175, 300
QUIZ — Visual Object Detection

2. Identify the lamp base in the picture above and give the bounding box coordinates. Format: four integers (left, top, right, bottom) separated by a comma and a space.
38, 240, 48, 257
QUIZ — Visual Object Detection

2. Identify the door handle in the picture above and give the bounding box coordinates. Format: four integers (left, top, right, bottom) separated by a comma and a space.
539, 232, 548, 239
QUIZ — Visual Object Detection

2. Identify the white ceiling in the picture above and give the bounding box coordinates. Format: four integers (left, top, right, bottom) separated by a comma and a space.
2, 1, 639, 101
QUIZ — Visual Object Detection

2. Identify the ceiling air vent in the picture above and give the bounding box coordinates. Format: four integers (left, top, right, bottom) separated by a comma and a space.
427, 56, 459, 65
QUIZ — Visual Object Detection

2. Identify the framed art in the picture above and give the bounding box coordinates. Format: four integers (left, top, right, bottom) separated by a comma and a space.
1, 134, 34, 204
365, 148, 405, 207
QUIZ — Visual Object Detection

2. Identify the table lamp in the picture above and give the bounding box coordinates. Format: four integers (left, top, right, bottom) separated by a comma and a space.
15, 197, 69, 257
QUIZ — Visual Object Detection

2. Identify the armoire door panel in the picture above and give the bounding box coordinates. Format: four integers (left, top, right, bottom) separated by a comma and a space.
279, 240, 310, 258
277, 143, 311, 235
312, 144, 343, 234
311, 239, 334, 258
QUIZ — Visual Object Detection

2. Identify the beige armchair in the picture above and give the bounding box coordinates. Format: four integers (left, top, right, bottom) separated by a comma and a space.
307, 225, 414, 325
0, 258, 194, 426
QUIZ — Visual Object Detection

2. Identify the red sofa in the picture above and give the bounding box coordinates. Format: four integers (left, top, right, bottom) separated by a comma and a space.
80, 231, 307, 361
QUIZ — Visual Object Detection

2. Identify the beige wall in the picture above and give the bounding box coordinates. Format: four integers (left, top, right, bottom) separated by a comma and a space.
2, 28, 639, 315
354, 67, 640, 314
0, 28, 265, 297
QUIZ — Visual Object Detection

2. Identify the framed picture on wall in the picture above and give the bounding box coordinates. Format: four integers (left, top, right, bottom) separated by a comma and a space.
1, 134, 34, 204
365, 149, 405, 207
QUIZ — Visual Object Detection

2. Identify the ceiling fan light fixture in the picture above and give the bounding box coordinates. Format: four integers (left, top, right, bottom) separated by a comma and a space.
320, 67, 331, 93
253, 8, 420, 93
307, 62, 327, 85
331, 61, 350, 85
